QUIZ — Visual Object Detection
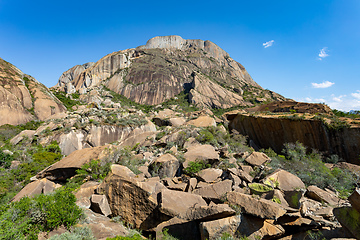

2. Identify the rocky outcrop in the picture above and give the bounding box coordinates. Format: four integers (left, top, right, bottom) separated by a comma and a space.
228, 113, 360, 165
54, 36, 286, 107
0, 57, 66, 126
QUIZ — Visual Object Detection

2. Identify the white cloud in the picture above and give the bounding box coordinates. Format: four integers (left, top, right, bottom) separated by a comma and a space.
311, 81, 335, 88
331, 94, 346, 102
318, 47, 329, 60
263, 40, 274, 48
351, 90, 360, 99
305, 97, 312, 102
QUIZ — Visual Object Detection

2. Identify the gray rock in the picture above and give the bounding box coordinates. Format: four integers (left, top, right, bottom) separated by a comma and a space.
90, 194, 112, 217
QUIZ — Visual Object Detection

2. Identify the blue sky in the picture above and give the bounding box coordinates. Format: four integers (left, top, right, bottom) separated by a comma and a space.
1, 0, 359, 111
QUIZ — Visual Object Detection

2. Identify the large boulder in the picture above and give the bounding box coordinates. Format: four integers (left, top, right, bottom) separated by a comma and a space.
10, 130, 36, 145
186, 115, 216, 128
159, 189, 207, 217
227, 192, 286, 220
90, 194, 112, 217
200, 214, 285, 240
97, 165, 164, 230
306, 186, 341, 206
36, 145, 110, 181
333, 206, 360, 239
348, 189, 360, 213
178, 203, 235, 221
183, 144, 219, 168
196, 168, 223, 183
12, 178, 57, 202
193, 180, 232, 202
150, 153, 180, 178
244, 152, 271, 167
263, 169, 305, 191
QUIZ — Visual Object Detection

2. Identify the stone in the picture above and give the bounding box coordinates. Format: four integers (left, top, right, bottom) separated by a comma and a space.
263, 169, 306, 191
200, 214, 285, 240
76, 197, 91, 209
307, 185, 341, 206
183, 144, 219, 168
227, 191, 286, 220
196, 168, 223, 183
159, 189, 207, 217
333, 206, 360, 239
151, 153, 180, 178
186, 178, 197, 192
178, 203, 235, 221
300, 197, 322, 217
36, 145, 110, 181
10, 130, 36, 145
169, 117, 186, 127
348, 189, 360, 213
90, 194, 112, 217
186, 115, 216, 128
97, 169, 160, 230
283, 190, 303, 209
193, 180, 232, 202
244, 151, 271, 166
155, 217, 200, 240
314, 206, 334, 219
12, 178, 56, 202
73, 181, 99, 199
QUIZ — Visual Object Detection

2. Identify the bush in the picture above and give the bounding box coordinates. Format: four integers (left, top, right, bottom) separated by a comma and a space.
49, 226, 95, 240
0, 149, 13, 168
183, 160, 211, 176
0, 188, 83, 239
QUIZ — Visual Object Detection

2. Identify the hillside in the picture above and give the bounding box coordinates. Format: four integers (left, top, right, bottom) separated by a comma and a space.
0, 58, 66, 126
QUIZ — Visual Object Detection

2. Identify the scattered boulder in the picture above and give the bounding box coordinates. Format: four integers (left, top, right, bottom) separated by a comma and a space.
196, 168, 223, 183
263, 169, 305, 191
186, 115, 216, 128
10, 130, 35, 145
150, 153, 180, 178
12, 178, 56, 202
227, 191, 286, 220
90, 194, 112, 217
193, 180, 232, 202
183, 144, 219, 168
333, 206, 360, 239
244, 151, 271, 167
306, 186, 341, 206
169, 117, 186, 127
348, 189, 360, 213
178, 203, 235, 221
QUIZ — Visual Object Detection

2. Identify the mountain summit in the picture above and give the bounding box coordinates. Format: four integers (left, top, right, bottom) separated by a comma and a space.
54, 35, 286, 108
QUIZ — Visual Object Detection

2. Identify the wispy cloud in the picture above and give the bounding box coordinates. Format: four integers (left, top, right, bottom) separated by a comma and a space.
351, 90, 360, 99
331, 94, 346, 102
311, 81, 334, 88
263, 40, 274, 48
318, 47, 329, 60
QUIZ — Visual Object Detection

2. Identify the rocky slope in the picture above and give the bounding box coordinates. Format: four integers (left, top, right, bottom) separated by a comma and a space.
53, 35, 286, 108
0, 58, 66, 126
226, 102, 360, 165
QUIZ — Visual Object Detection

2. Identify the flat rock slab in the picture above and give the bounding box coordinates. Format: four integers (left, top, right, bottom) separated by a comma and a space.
307, 185, 340, 206
200, 214, 285, 240
186, 115, 216, 128
183, 144, 219, 168
244, 151, 271, 166
178, 203, 235, 221
263, 169, 305, 191
12, 178, 56, 202
159, 189, 207, 217
90, 194, 112, 217
227, 191, 286, 220
196, 168, 223, 183
348, 189, 360, 213
193, 180, 232, 202
152, 153, 179, 178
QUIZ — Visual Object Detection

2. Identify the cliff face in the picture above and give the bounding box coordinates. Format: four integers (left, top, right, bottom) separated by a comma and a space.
228, 114, 360, 165
0, 58, 66, 126
54, 35, 286, 107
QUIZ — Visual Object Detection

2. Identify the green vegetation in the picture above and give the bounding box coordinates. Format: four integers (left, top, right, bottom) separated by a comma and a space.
332, 109, 360, 119
183, 160, 211, 176
0, 188, 83, 240
263, 142, 357, 198
52, 91, 81, 110
49, 226, 95, 240
248, 183, 273, 195
0, 148, 13, 168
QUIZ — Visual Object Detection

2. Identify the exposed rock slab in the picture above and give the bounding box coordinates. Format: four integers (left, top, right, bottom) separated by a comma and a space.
12, 178, 56, 202
90, 194, 112, 217
306, 186, 341, 206
227, 191, 286, 220
193, 180, 232, 202
333, 206, 360, 239
264, 169, 306, 191
186, 115, 216, 127
183, 144, 219, 168
244, 151, 271, 166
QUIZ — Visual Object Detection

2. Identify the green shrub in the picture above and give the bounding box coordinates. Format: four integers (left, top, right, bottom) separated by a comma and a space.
76, 159, 111, 181
49, 226, 95, 240
106, 233, 143, 240
0, 188, 83, 239
0, 149, 13, 168
183, 160, 211, 176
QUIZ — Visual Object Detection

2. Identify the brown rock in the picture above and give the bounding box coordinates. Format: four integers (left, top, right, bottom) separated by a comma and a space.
151, 153, 180, 178
12, 178, 56, 202
10, 130, 36, 145
76, 197, 91, 209
155, 217, 200, 240
263, 169, 305, 191
74, 181, 99, 199
196, 168, 223, 183
227, 191, 286, 220
178, 203, 235, 221
183, 144, 219, 168
159, 189, 207, 217
169, 117, 186, 127
186, 115, 216, 128
200, 214, 285, 240
193, 180, 232, 202
307, 185, 341, 206
244, 151, 271, 166
90, 194, 112, 217
348, 189, 360, 213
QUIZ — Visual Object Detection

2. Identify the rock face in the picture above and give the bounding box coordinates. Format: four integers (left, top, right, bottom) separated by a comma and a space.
228, 112, 360, 165
0, 57, 66, 126
53, 35, 286, 108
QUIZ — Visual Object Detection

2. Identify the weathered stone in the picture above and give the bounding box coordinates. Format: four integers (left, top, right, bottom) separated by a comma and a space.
300, 197, 322, 217
244, 151, 271, 166
186, 178, 197, 192
36, 145, 110, 181
10, 130, 36, 145
263, 169, 305, 191
227, 191, 286, 220
284, 190, 303, 209
155, 217, 200, 240
183, 144, 219, 168
200, 214, 285, 240
151, 153, 179, 178
307, 185, 341, 206
12, 178, 56, 202
169, 117, 186, 127
74, 181, 99, 199
196, 168, 223, 183
159, 189, 207, 217
186, 115, 216, 128
97, 169, 160, 230
193, 180, 232, 202
167, 182, 187, 191
76, 197, 91, 209
314, 206, 334, 219
348, 189, 360, 213
273, 189, 289, 208
178, 203, 235, 221
90, 194, 112, 217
